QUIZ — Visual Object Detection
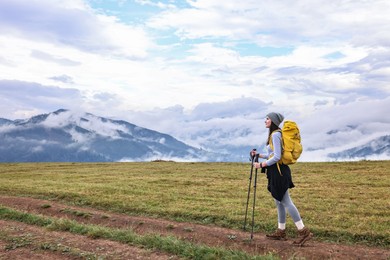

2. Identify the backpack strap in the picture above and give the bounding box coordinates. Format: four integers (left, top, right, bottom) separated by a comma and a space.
268, 130, 283, 176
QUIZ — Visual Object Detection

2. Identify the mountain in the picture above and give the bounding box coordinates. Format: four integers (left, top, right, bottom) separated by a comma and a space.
328, 135, 390, 160
1, 109, 388, 163
0, 109, 210, 162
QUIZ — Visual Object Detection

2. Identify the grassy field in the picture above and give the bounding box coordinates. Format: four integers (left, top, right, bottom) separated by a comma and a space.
0, 160, 389, 248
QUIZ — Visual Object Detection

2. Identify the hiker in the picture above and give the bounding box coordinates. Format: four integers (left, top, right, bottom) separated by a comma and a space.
251, 112, 313, 246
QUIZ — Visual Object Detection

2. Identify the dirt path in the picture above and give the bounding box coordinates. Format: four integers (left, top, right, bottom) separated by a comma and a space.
0, 196, 389, 259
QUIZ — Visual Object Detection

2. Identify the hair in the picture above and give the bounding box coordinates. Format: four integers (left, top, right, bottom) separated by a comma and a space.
267, 122, 281, 145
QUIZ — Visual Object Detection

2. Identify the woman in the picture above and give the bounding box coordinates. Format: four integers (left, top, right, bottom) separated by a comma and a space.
252, 112, 313, 246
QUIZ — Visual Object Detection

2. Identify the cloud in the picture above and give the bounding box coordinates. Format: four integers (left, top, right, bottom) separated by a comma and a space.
0, 56, 15, 67
49, 75, 75, 84
0, 0, 152, 58
31, 50, 81, 66
135, 0, 176, 10
93, 92, 117, 102
147, 0, 390, 46
190, 97, 270, 120
0, 0, 389, 117
0, 80, 83, 118
0, 80, 80, 99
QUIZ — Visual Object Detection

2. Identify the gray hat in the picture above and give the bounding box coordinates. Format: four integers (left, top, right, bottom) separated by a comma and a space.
267, 112, 284, 126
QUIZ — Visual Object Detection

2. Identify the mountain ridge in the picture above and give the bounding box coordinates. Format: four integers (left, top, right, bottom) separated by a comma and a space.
0, 109, 210, 162
328, 135, 390, 160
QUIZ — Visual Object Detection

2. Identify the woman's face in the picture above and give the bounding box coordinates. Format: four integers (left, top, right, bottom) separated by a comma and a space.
265, 117, 272, 128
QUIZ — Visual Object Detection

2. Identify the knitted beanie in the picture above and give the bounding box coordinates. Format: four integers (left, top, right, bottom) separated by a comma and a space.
267, 112, 284, 127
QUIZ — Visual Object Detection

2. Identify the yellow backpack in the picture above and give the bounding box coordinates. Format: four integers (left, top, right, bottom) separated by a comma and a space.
270, 120, 303, 165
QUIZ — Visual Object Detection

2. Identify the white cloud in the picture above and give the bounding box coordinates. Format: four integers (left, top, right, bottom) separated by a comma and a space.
148, 0, 390, 46
135, 0, 176, 10
0, 124, 18, 134
0, 0, 152, 57
1, 0, 389, 118
0, 80, 83, 119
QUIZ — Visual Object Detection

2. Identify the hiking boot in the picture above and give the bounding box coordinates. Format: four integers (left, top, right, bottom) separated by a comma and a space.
292, 227, 313, 246
266, 229, 287, 241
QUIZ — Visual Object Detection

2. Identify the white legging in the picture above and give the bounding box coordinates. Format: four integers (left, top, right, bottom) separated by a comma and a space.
275, 190, 302, 223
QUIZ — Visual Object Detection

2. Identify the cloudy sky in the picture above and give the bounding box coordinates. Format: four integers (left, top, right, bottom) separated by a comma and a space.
0, 0, 389, 160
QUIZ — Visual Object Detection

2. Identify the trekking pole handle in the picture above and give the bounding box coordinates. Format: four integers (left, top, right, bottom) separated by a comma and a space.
250, 149, 257, 161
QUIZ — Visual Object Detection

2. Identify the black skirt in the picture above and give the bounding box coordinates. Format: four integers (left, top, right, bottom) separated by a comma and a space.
266, 163, 295, 201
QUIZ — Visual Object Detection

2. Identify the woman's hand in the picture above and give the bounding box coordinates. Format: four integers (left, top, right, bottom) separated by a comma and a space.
253, 162, 267, 168
250, 150, 257, 158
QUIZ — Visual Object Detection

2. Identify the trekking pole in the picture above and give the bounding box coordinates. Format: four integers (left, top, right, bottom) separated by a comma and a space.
251, 154, 259, 240
243, 149, 256, 231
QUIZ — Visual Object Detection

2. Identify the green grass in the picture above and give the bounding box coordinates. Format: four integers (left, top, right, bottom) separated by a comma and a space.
0, 206, 277, 259
0, 230, 99, 259
0, 161, 389, 248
